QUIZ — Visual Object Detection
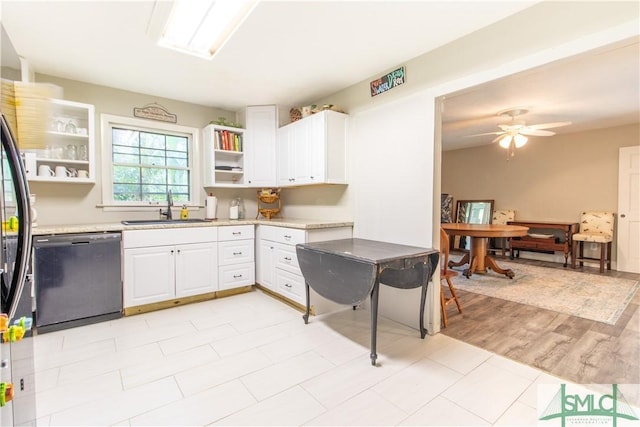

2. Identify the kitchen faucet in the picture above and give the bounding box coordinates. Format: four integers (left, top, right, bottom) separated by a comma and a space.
160, 189, 173, 220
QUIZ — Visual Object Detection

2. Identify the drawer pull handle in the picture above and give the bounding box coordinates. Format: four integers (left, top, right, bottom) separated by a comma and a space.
233, 252, 243, 255
284, 257, 292, 261
232, 232, 242, 236
284, 235, 291, 240
233, 274, 243, 279
284, 283, 292, 288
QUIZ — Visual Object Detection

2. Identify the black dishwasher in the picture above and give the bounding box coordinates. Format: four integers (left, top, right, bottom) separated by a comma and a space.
33, 232, 122, 333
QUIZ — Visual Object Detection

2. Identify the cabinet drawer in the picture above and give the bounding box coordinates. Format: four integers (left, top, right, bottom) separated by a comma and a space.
511, 238, 564, 251
274, 243, 301, 275
260, 225, 305, 245
219, 263, 255, 290
218, 225, 254, 241
218, 239, 254, 265
275, 269, 305, 305
511, 239, 540, 249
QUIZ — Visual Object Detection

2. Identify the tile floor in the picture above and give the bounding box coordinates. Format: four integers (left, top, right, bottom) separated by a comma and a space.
30, 290, 631, 426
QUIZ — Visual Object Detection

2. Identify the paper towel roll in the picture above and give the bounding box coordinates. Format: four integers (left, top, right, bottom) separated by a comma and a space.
205, 196, 217, 219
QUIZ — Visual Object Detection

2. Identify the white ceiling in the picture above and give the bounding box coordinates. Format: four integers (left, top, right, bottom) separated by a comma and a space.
441, 37, 640, 150
2, 1, 638, 152
1, 0, 537, 109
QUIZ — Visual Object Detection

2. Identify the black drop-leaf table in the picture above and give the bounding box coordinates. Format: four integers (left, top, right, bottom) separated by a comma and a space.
296, 238, 439, 366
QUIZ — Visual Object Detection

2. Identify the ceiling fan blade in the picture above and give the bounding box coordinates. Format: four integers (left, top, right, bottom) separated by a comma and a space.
465, 131, 504, 138
520, 129, 555, 136
526, 121, 572, 130
491, 134, 506, 143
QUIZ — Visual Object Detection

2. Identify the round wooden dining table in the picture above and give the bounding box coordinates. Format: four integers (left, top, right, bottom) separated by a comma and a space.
441, 223, 529, 279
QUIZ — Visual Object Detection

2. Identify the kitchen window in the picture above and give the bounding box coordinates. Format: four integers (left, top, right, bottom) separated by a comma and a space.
101, 114, 201, 209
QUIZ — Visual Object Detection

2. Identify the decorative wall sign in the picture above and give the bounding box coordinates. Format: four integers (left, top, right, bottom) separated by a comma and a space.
370, 66, 406, 97
133, 103, 177, 123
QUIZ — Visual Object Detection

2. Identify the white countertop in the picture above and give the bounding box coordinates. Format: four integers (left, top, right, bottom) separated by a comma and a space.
32, 218, 354, 235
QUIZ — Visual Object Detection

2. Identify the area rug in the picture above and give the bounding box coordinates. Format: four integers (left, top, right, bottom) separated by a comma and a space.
449, 260, 639, 325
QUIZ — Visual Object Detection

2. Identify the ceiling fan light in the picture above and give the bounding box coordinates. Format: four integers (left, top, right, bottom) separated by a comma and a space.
498, 134, 512, 148
514, 133, 528, 148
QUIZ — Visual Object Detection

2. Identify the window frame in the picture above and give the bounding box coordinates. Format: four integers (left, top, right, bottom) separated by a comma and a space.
100, 114, 201, 210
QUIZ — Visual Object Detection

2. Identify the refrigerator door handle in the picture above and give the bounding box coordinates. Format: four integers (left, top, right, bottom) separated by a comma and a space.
1, 113, 33, 320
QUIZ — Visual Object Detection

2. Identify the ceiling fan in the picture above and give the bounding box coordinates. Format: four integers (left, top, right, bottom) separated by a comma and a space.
471, 108, 571, 157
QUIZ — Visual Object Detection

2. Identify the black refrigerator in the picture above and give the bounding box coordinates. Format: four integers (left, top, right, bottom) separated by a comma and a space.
0, 112, 36, 425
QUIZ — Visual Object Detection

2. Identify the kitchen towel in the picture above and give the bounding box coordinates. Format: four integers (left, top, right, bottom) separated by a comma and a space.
205, 196, 217, 219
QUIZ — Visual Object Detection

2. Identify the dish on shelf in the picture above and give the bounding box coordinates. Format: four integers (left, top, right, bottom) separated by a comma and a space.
528, 233, 555, 239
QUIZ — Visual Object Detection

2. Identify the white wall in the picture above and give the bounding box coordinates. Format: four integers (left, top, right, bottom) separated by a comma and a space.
28, 75, 237, 226
350, 91, 437, 331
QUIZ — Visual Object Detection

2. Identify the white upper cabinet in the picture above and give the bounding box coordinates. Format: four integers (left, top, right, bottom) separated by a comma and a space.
202, 124, 246, 187
245, 105, 277, 187
23, 99, 95, 184
277, 110, 348, 187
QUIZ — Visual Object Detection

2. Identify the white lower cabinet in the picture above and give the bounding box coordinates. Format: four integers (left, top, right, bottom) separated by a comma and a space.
256, 225, 352, 306
123, 224, 349, 310
218, 225, 255, 290
123, 227, 218, 308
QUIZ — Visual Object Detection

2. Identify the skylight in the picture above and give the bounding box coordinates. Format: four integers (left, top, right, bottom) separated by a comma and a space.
159, 0, 256, 59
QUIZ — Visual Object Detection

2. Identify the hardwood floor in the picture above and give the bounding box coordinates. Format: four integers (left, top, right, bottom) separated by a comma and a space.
440, 256, 640, 387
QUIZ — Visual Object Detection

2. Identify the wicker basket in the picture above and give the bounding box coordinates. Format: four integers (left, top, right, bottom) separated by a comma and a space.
289, 108, 302, 123
258, 193, 279, 204
259, 208, 280, 220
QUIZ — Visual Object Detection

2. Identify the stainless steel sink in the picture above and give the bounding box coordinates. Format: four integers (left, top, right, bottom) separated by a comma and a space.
121, 219, 210, 225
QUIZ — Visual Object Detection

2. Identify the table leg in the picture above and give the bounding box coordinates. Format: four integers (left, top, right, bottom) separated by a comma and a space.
448, 252, 469, 269
463, 255, 476, 278
303, 281, 311, 324
370, 280, 380, 366
563, 229, 571, 267
471, 237, 488, 272
484, 255, 515, 279
419, 263, 428, 339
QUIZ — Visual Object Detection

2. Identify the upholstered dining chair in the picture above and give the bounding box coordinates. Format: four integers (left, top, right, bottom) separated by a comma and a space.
441, 194, 454, 223
440, 228, 462, 328
571, 211, 615, 273
489, 209, 516, 257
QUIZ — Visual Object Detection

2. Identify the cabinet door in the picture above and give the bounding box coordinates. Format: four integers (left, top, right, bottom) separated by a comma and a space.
175, 243, 218, 297
245, 105, 277, 187
124, 246, 175, 307
256, 239, 276, 290
306, 112, 326, 184
277, 125, 294, 186
277, 119, 312, 186
291, 120, 313, 184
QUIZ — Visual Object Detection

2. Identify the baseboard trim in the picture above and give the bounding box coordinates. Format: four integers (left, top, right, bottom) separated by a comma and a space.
124, 286, 253, 316
254, 284, 315, 316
